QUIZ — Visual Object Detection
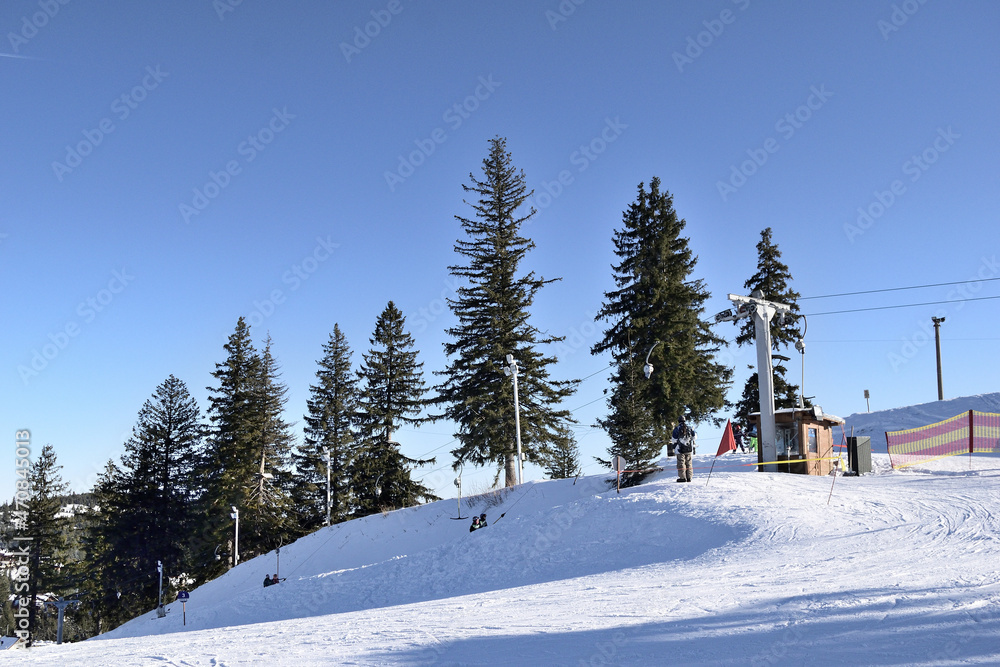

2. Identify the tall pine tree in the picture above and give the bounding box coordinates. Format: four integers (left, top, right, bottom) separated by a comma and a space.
593, 178, 732, 483
249, 335, 296, 545
200, 319, 294, 569
733, 227, 806, 427
294, 324, 359, 529
21, 444, 70, 645
84, 376, 205, 630
434, 136, 577, 487
351, 302, 437, 514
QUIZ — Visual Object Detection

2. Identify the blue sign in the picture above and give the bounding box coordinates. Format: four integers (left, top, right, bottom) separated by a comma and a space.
177, 591, 190, 600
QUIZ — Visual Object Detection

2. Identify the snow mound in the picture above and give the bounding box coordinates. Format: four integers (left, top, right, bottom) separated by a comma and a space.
841, 392, 1000, 444
102, 467, 745, 639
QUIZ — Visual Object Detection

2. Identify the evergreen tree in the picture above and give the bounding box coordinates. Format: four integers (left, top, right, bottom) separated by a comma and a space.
249, 335, 296, 546
200, 319, 293, 569
294, 324, 359, 529
83, 376, 205, 631
21, 444, 70, 645
593, 336, 660, 486
734, 227, 807, 425
541, 436, 582, 479
434, 136, 577, 487
352, 302, 437, 514
593, 178, 732, 482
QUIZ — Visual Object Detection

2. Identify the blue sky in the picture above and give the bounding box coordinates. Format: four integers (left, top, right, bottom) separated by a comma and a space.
3, 1, 998, 501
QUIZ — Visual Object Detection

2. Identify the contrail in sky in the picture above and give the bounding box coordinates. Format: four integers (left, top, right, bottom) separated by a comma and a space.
0, 52, 37, 60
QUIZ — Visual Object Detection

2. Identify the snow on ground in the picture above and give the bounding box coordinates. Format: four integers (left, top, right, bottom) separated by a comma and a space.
841, 392, 1000, 442
6, 396, 1000, 666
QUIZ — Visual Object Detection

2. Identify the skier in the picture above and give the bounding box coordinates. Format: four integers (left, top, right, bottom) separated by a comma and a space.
672, 415, 696, 482
470, 516, 482, 532
733, 423, 747, 453
478, 513, 487, 528
263, 575, 273, 588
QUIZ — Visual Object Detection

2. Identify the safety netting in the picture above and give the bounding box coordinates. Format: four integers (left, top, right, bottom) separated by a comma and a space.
886, 410, 1000, 469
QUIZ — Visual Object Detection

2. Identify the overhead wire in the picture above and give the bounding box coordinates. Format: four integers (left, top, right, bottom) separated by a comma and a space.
802, 293, 1000, 316
799, 276, 1000, 300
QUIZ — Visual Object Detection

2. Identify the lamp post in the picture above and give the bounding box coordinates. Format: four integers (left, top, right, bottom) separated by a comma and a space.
323, 447, 331, 526
502, 353, 523, 485
932, 316, 945, 400
643, 341, 661, 379
230, 506, 239, 567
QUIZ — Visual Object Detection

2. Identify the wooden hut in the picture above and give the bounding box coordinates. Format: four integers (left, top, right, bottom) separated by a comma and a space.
749, 406, 844, 475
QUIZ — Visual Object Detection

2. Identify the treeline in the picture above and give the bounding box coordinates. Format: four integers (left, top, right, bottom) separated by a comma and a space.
4, 137, 806, 641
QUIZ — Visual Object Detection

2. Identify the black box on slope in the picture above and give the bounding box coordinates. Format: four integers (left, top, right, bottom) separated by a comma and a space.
846, 436, 872, 475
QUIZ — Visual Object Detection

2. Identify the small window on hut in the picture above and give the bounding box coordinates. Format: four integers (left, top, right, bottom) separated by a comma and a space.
808, 428, 818, 453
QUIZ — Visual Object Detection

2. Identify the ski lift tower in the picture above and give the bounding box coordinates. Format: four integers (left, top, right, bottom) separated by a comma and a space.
715, 289, 793, 473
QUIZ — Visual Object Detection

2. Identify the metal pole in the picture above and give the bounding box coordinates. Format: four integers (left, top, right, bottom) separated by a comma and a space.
231, 507, 240, 566
511, 359, 523, 485
324, 448, 331, 526
932, 316, 945, 400
45, 598, 77, 644
753, 301, 779, 472
157, 560, 163, 609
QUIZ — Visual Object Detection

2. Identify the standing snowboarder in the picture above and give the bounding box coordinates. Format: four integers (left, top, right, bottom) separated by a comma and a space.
673, 415, 696, 482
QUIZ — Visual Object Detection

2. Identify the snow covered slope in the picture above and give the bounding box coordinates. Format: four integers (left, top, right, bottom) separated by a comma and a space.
8, 419, 1000, 664
841, 392, 1000, 444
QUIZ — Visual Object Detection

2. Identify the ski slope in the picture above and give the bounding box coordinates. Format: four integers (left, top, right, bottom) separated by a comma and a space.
7, 397, 1000, 665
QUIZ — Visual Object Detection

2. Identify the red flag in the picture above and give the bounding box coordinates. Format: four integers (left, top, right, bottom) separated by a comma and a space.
715, 419, 736, 457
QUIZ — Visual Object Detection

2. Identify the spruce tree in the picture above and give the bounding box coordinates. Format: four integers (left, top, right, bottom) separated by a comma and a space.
352, 302, 437, 514
249, 335, 296, 546
734, 227, 806, 425
594, 337, 660, 485
200, 319, 293, 568
21, 444, 70, 645
541, 437, 582, 479
434, 136, 577, 487
593, 178, 732, 482
84, 376, 205, 630
294, 324, 359, 529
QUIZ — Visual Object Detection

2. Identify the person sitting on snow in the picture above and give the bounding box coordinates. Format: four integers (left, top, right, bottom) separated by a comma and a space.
263, 575, 273, 588
470, 516, 482, 532
478, 513, 487, 528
